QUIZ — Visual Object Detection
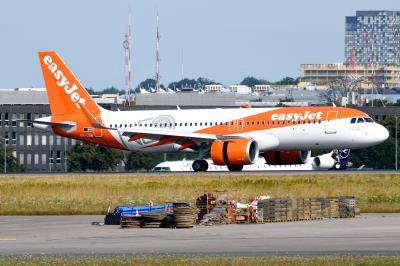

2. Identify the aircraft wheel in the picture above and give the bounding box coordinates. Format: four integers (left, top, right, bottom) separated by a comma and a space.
192, 160, 208, 172
227, 165, 243, 171
334, 162, 342, 170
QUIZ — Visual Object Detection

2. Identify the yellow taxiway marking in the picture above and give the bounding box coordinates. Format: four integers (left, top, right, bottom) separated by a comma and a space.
0, 238, 16, 241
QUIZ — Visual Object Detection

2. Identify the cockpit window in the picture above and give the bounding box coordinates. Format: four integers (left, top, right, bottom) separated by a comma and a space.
350, 118, 357, 124
357, 118, 365, 123
364, 117, 374, 123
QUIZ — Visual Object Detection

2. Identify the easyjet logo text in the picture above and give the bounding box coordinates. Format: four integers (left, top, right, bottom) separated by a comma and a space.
271, 111, 323, 121
43, 56, 85, 109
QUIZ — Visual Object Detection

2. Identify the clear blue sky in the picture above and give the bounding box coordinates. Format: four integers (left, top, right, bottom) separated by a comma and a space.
0, 0, 398, 90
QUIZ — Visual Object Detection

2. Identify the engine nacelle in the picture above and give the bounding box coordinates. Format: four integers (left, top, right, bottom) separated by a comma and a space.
263, 150, 311, 165
210, 139, 259, 166
312, 154, 336, 169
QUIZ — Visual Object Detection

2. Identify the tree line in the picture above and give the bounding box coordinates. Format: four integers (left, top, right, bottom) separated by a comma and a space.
86, 76, 299, 95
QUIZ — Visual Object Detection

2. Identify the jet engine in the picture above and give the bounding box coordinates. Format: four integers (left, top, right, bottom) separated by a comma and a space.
263, 150, 311, 165
312, 153, 336, 169
210, 139, 259, 166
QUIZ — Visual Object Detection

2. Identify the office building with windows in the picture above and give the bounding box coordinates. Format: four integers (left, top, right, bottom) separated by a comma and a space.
0, 88, 75, 172
345, 11, 400, 66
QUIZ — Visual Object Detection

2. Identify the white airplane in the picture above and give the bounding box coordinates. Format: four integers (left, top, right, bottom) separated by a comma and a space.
152, 150, 352, 172
33, 51, 389, 172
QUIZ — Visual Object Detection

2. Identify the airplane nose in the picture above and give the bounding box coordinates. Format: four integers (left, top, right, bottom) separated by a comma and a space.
376, 124, 389, 143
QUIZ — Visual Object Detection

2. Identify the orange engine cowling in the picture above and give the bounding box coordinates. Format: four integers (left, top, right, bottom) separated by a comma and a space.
263, 150, 311, 165
210, 139, 259, 166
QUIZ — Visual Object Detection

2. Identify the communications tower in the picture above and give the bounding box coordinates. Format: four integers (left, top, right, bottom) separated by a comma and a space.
155, 12, 161, 92
123, 13, 132, 104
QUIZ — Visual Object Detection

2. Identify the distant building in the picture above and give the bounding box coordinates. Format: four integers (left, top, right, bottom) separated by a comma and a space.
229, 85, 251, 94
300, 64, 400, 89
204, 84, 225, 93
345, 11, 400, 66
254, 85, 272, 94
0, 88, 74, 172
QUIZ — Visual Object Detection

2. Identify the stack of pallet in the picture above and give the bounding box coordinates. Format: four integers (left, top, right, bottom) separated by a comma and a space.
258, 198, 289, 222
321, 197, 340, 218
310, 197, 323, 220
258, 196, 358, 223
296, 198, 311, 220
339, 196, 359, 218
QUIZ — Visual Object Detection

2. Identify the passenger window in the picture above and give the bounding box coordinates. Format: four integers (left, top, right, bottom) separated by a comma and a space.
246, 122, 249, 126
114, 124, 117, 128
185, 123, 187, 126
190, 123, 192, 126
350, 118, 357, 124
195, 123, 197, 126
125, 124, 127, 127
200, 122, 202, 126
205, 122, 208, 126
357, 118, 365, 123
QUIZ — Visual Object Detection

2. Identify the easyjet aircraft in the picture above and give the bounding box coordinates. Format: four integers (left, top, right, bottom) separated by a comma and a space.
33, 51, 389, 171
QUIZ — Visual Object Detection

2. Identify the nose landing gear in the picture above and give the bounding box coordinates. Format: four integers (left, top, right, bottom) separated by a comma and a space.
332, 149, 352, 170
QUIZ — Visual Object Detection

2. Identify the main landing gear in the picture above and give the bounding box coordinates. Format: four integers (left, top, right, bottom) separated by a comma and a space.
192, 160, 209, 172
227, 165, 244, 171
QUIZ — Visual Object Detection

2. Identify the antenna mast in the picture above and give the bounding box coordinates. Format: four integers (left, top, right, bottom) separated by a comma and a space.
123, 12, 133, 105
155, 12, 161, 92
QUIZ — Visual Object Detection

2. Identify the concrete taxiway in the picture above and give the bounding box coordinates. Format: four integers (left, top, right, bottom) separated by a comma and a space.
0, 214, 400, 257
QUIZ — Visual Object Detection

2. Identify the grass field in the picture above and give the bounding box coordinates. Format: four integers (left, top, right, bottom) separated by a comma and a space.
0, 173, 400, 215
1, 256, 400, 266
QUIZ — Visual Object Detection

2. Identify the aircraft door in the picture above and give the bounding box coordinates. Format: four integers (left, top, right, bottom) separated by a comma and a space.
325, 111, 338, 134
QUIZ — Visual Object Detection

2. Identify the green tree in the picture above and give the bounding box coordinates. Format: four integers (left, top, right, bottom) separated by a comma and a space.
0, 139, 24, 172
125, 152, 163, 171
240, 77, 270, 88
274, 76, 298, 85
67, 142, 124, 172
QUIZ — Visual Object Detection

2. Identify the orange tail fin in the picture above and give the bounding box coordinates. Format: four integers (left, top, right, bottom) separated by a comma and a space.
38, 51, 102, 117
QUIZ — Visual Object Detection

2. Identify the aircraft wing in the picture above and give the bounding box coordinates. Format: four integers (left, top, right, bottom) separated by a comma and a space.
115, 128, 223, 150
118, 128, 218, 143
